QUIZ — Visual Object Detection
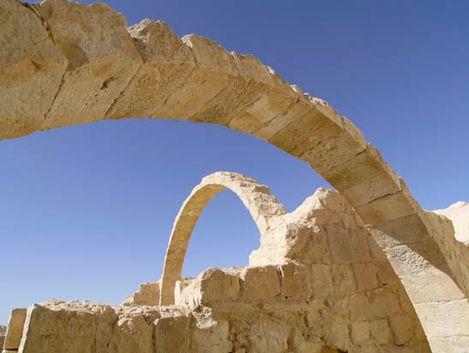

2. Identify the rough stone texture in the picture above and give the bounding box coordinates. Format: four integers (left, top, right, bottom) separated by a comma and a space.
0, 0, 67, 139
29, 0, 142, 129
122, 282, 160, 306
3, 308, 27, 351
159, 172, 285, 306
1, 1, 468, 351
0, 325, 6, 350
432, 201, 469, 295
8, 171, 469, 352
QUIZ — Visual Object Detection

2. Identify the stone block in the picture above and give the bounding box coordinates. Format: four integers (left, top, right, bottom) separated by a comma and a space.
370, 319, 393, 345
351, 320, 370, 345
370, 288, 402, 318
107, 19, 195, 119
31, 0, 142, 129
330, 264, 357, 296
309, 264, 333, 297
3, 308, 27, 350
155, 315, 191, 353
153, 34, 238, 121
0, 0, 67, 139
389, 315, 414, 346
190, 320, 232, 353
349, 294, 372, 322
279, 263, 311, 300
189, 268, 240, 307
240, 266, 280, 301
352, 263, 378, 291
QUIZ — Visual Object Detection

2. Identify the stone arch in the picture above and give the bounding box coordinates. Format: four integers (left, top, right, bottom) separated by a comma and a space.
159, 171, 286, 305
1, 0, 467, 350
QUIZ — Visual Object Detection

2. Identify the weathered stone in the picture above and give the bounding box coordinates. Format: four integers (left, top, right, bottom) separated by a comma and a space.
0, 0, 67, 139
107, 19, 195, 119
0, 1, 467, 349
31, 0, 142, 129
122, 281, 160, 306
389, 315, 414, 346
279, 263, 311, 300
240, 266, 280, 301
3, 308, 26, 350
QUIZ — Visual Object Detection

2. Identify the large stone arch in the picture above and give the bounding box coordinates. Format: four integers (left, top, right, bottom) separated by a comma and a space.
1, 0, 467, 350
160, 172, 286, 305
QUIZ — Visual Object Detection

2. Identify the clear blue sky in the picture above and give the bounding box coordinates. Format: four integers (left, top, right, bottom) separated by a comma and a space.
1, 0, 468, 323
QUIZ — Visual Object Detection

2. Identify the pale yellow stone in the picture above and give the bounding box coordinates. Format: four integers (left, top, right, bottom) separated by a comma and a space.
0, 0, 67, 139
3, 308, 26, 350
31, 0, 142, 129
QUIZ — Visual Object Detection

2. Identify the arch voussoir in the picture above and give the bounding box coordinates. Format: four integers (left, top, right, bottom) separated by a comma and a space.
1, 1, 468, 350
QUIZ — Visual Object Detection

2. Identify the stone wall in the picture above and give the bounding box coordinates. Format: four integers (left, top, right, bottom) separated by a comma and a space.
1, 0, 468, 351
0, 325, 6, 350
11, 180, 442, 353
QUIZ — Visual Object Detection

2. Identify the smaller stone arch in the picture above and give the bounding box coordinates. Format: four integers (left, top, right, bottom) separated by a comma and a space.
159, 171, 286, 305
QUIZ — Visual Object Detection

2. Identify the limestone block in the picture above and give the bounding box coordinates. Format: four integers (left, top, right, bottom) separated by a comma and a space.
189, 52, 273, 125
107, 19, 195, 119
155, 315, 191, 353
3, 308, 26, 350
369, 288, 402, 318
327, 227, 355, 263
356, 191, 418, 225
253, 98, 312, 140
19, 301, 118, 353
248, 320, 289, 353
240, 266, 280, 301
388, 315, 414, 346
309, 264, 333, 297
350, 320, 370, 345
348, 294, 372, 322
31, 0, 142, 129
152, 34, 238, 121
413, 299, 469, 338
190, 320, 232, 353
426, 336, 469, 353
0, 0, 67, 139
325, 145, 400, 202
369, 319, 393, 345
322, 319, 350, 352
122, 281, 160, 306
279, 263, 311, 300
108, 314, 155, 353
229, 67, 298, 134
174, 278, 196, 306
268, 102, 366, 168
330, 264, 357, 296
189, 268, 240, 307
352, 263, 378, 291
0, 325, 5, 350
285, 227, 331, 264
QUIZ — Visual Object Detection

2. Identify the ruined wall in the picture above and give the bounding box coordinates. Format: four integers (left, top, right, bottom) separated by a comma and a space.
9, 181, 439, 353
1, 0, 468, 351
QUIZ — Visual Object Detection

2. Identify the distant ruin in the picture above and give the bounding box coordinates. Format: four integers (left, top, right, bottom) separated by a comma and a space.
1, 0, 468, 352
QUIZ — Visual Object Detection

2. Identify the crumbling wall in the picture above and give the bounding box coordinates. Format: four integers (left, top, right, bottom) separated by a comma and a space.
1, 0, 468, 351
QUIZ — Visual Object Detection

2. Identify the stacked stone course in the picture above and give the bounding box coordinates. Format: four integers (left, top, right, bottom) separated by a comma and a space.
1, 0, 468, 351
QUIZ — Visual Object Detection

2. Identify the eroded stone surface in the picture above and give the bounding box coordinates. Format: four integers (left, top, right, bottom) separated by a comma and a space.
1, 1, 468, 351
30, 0, 142, 129
0, 0, 67, 139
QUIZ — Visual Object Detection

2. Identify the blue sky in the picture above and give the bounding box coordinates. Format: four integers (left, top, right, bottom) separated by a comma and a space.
1, 0, 468, 323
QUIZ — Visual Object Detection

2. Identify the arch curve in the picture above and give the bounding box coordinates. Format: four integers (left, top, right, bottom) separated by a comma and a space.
1, 0, 468, 349
159, 172, 286, 305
